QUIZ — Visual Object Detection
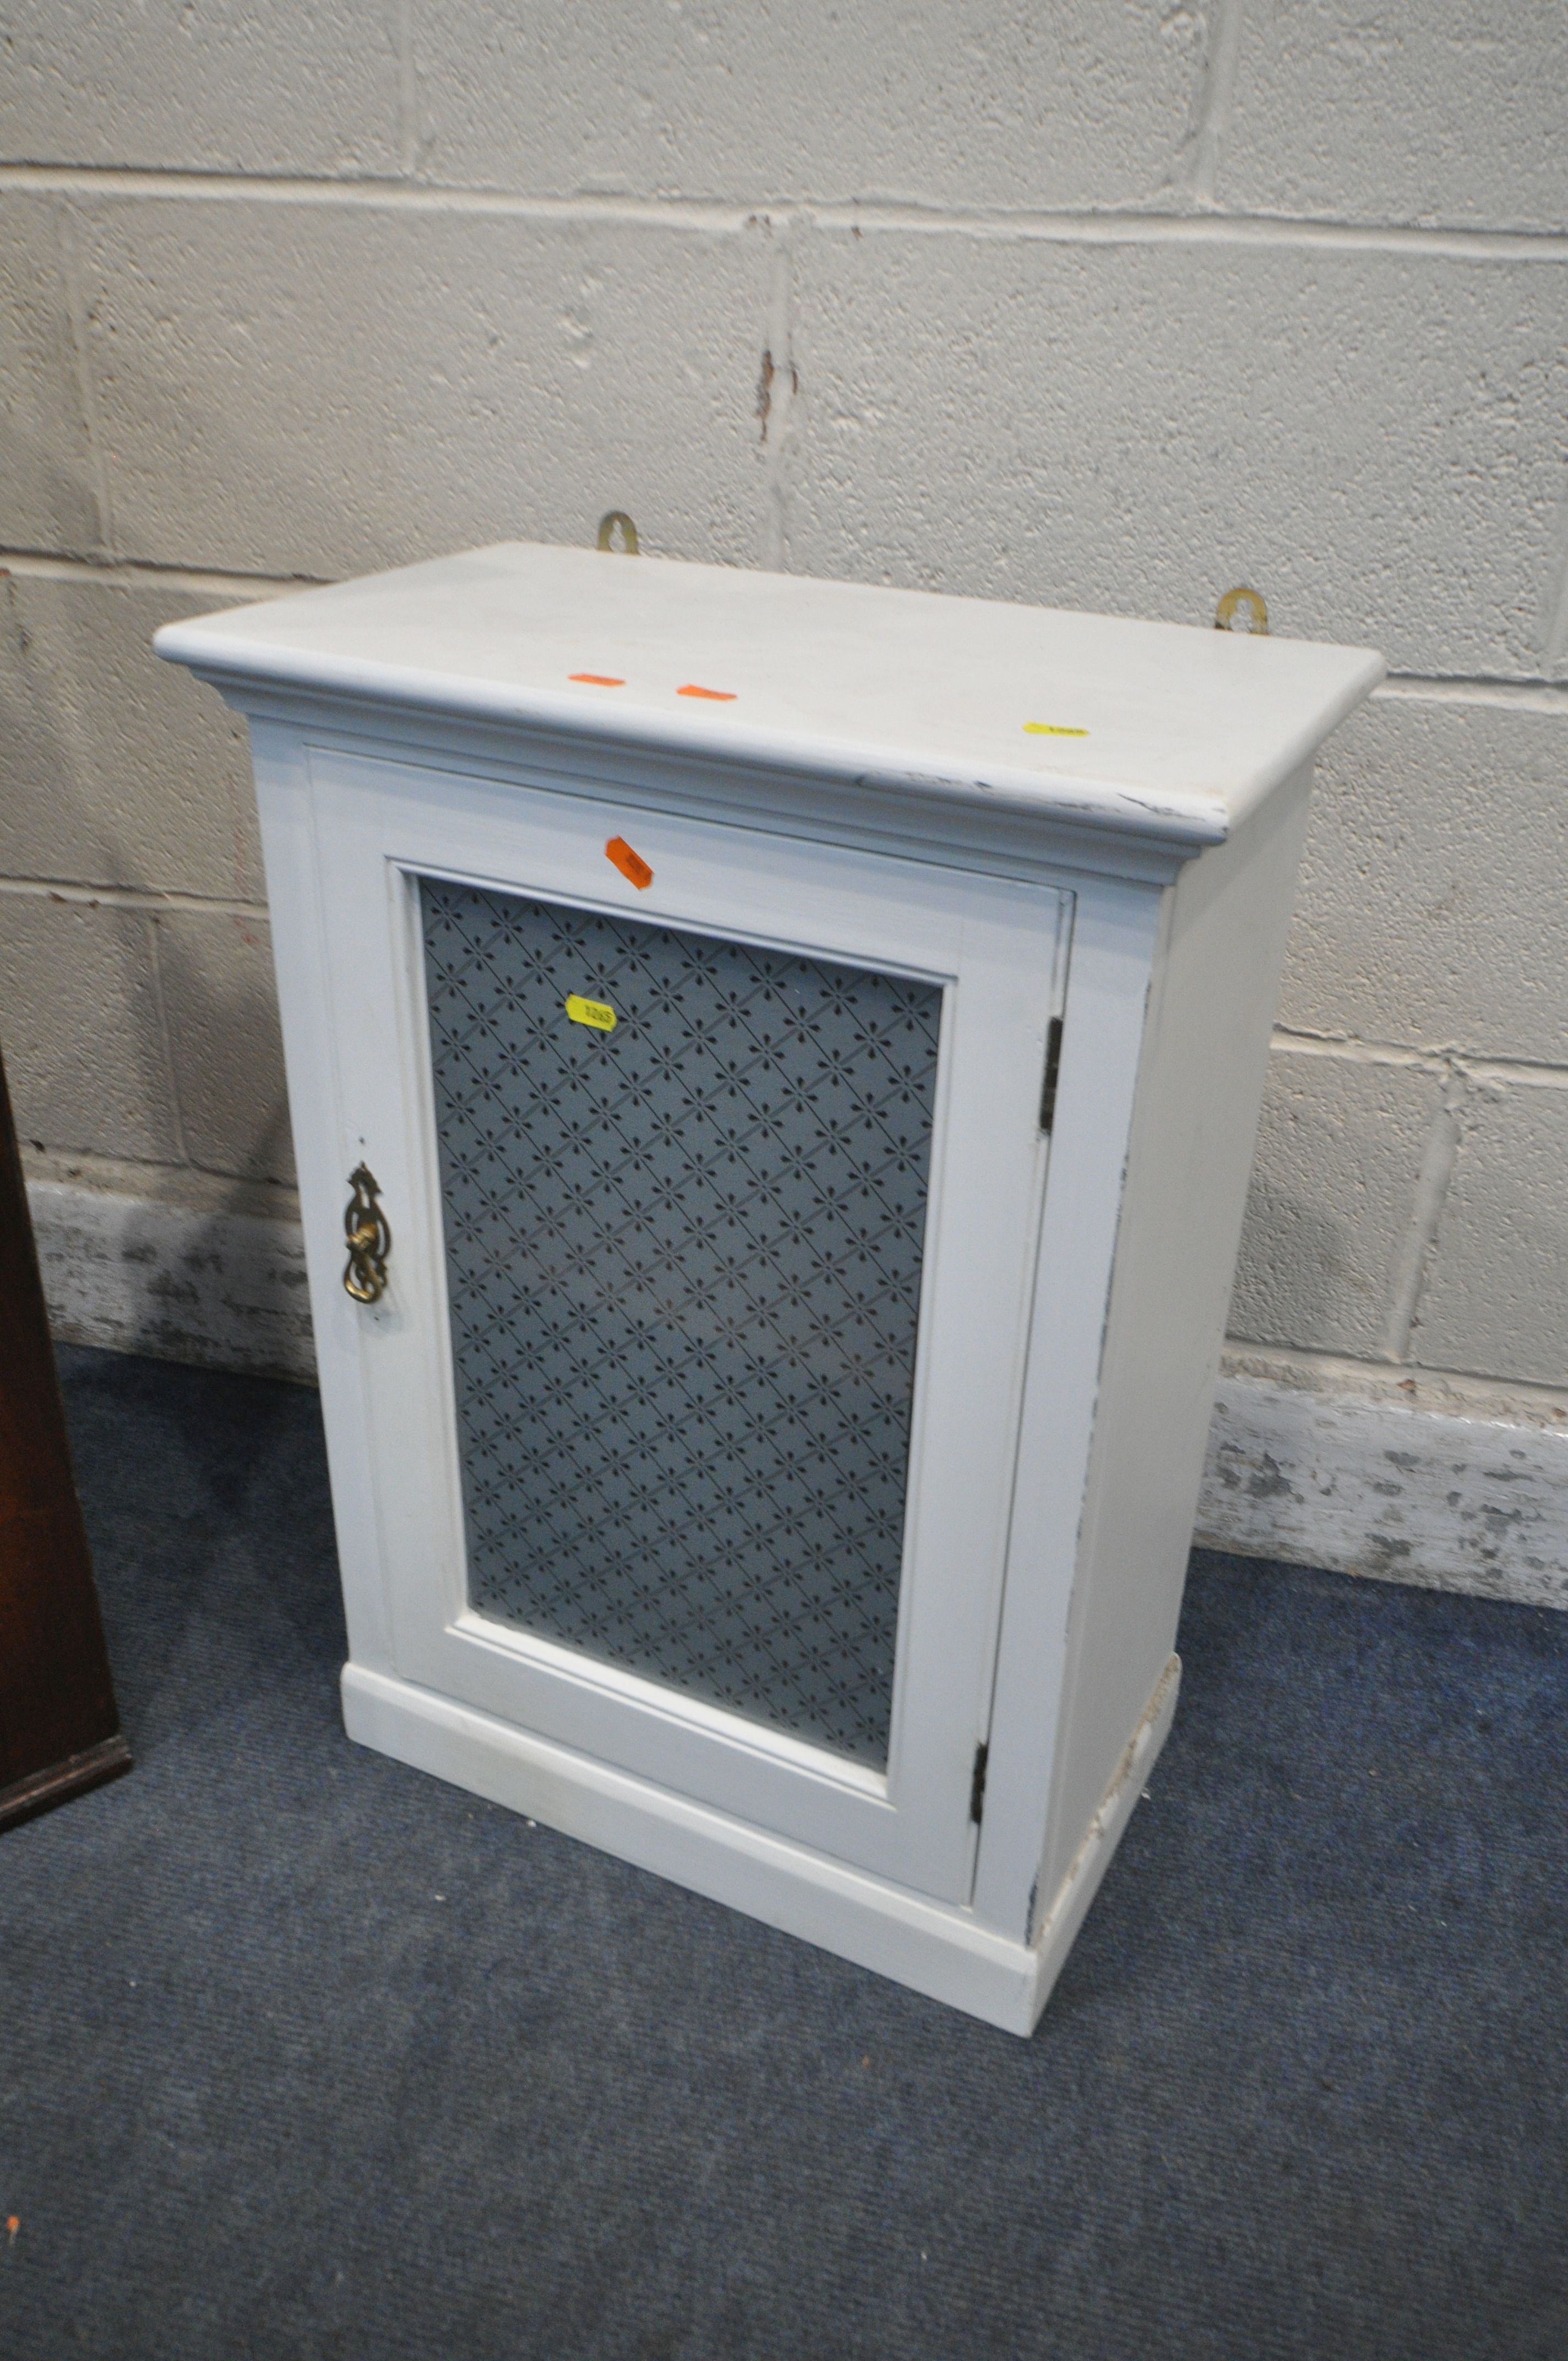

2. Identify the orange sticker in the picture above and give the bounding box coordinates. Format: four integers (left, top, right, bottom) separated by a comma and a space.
570, 672, 625, 686
677, 683, 736, 701
606, 836, 654, 890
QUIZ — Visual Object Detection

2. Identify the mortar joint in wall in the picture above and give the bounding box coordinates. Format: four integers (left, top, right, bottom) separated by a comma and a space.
1163, 0, 1244, 209
143, 906, 190, 1168
758, 227, 802, 572
6, 164, 1568, 259
1378, 1064, 1483, 1365
50, 199, 117, 564
0, 876, 270, 921
1272, 1027, 1568, 1089
395, 0, 420, 180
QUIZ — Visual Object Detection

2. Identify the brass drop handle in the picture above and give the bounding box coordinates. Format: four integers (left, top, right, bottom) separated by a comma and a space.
343, 1163, 391, 1304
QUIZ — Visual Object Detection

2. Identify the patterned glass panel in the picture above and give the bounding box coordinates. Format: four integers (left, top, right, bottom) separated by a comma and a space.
420, 875, 943, 1766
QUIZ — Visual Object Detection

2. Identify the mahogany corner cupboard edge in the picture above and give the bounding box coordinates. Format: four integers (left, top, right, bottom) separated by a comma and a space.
157, 546, 1381, 2034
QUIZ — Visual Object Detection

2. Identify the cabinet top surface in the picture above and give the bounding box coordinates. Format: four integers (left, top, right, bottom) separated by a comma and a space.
156, 542, 1382, 850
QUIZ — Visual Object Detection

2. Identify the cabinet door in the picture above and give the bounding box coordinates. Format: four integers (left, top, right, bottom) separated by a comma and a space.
308, 746, 1069, 1905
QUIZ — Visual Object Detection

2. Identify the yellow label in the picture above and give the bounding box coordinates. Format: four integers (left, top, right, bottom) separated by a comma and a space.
565, 993, 617, 1033
1024, 722, 1090, 738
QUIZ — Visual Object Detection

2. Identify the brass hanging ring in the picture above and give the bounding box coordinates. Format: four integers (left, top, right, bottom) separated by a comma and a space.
1215, 585, 1269, 634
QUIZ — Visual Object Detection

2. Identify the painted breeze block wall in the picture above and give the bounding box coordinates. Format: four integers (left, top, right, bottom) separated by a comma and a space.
1, 3, 1565, 1593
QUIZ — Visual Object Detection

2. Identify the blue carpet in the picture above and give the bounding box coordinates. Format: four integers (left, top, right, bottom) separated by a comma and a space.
2, 1346, 1565, 2359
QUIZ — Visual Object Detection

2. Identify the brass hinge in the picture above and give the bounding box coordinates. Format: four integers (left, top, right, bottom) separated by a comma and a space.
1039, 1015, 1064, 1133
969, 1741, 989, 1826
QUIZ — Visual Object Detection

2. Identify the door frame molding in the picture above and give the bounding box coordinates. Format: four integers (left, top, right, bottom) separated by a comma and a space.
297, 739, 1071, 1903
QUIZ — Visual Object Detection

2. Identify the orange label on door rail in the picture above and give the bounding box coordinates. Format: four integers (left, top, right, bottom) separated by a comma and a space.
605, 836, 654, 890
570, 672, 625, 686
677, 683, 736, 701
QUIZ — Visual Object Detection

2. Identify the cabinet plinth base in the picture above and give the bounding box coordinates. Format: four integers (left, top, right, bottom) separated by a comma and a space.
341, 1656, 1179, 2036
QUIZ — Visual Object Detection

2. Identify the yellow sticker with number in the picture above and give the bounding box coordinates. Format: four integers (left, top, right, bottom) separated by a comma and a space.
565, 993, 617, 1033
1024, 722, 1090, 738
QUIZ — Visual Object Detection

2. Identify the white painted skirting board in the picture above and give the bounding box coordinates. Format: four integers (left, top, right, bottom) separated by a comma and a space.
28, 1174, 1568, 1609
1200, 1356, 1568, 1610
27, 1165, 315, 1383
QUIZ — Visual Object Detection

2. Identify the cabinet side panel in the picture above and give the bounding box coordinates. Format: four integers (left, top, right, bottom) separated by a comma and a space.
249, 720, 395, 1675
968, 874, 1163, 1938
1035, 767, 1314, 1914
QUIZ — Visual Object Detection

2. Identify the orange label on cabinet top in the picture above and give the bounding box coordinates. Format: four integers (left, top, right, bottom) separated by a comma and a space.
605, 836, 654, 890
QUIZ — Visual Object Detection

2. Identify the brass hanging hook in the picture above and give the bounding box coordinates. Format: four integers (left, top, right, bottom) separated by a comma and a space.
597, 510, 640, 554
1215, 585, 1269, 634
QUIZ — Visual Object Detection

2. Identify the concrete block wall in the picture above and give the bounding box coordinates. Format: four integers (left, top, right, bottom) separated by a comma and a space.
2, 5, 1566, 1562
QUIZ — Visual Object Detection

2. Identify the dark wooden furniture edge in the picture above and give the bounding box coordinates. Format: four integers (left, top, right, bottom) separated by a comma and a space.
0, 1732, 133, 1833
1, 1032, 130, 1820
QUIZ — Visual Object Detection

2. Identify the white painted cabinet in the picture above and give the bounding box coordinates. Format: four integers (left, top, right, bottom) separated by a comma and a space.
158, 546, 1380, 2032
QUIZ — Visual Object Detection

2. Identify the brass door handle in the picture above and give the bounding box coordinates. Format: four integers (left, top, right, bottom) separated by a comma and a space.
343, 1163, 391, 1303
